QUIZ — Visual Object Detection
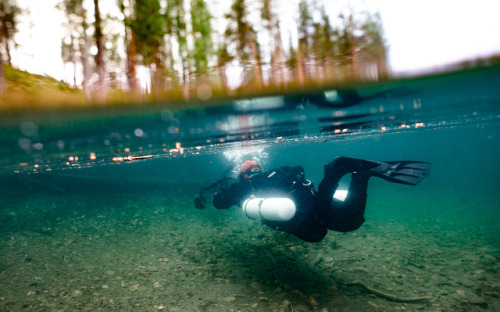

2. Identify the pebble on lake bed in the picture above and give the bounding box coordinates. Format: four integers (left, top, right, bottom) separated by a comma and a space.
129, 284, 139, 291
72, 290, 83, 297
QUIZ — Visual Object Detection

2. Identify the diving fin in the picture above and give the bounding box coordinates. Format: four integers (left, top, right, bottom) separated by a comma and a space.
326, 156, 431, 185
366, 160, 431, 185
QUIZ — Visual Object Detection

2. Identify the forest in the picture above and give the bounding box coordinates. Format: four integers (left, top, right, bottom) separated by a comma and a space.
0, 0, 388, 103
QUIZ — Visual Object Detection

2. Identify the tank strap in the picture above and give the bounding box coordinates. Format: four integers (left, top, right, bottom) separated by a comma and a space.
257, 199, 265, 220
242, 199, 252, 219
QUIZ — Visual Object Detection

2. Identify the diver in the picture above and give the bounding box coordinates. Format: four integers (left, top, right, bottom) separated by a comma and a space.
194, 156, 430, 242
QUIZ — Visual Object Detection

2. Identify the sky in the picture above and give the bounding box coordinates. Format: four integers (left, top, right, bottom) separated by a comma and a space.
10, 0, 500, 83
371, 0, 500, 74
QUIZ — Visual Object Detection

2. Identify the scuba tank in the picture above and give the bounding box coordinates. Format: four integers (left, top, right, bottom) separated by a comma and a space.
242, 196, 296, 222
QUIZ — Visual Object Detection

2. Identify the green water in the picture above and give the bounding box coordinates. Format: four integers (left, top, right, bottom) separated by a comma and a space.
1, 67, 500, 311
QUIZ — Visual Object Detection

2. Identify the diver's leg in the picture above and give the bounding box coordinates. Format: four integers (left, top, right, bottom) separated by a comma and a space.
316, 158, 348, 214
324, 156, 380, 176
291, 219, 328, 243
317, 156, 374, 208
320, 172, 370, 232
316, 157, 352, 228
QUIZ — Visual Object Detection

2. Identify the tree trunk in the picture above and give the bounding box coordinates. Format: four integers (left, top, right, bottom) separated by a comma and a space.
183, 66, 190, 100
70, 35, 77, 87
349, 15, 359, 80
0, 50, 5, 95
377, 57, 388, 78
152, 41, 162, 99
79, 6, 91, 101
126, 29, 138, 92
246, 24, 263, 89
264, 0, 277, 86
0, 26, 11, 65
217, 65, 228, 91
80, 39, 91, 100
265, 0, 286, 88
119, 0, 138, 93
275, 27, 287, 87
296, 38, 304, 86
94, 0, 107, 99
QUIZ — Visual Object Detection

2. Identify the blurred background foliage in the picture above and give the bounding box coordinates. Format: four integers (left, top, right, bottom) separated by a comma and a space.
1, 0, 492, 110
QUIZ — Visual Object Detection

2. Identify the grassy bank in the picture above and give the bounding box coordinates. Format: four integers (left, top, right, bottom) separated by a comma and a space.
0, 65, 87, 110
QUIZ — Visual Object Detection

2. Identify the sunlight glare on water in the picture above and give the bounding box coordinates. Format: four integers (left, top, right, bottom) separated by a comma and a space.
1, 66, 499, 176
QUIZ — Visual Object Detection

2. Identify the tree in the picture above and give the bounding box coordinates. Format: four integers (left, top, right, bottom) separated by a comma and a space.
336, 10, 388, 79
61, 36, 76, 87
130, 0, 166, 97
261, 0, 286, 87
103, 20, 126, 89
215, 40, 233, 90
0, 0, 17, 94
296, 0, 314, 84
166, 0, 189, 89
0, 0, 19, 65
358, 12, 388, 77
118, 0, 138, 92
190, 0, 213, 76
311, 6, 336, 81
291, 2, 389, 84
93, 0, 107, 98
0, 49, 5, 95
225, 0, 263, 88
59, 0, 91, 98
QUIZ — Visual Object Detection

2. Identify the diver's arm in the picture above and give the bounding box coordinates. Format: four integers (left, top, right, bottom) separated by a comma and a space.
213, 183, 244, 209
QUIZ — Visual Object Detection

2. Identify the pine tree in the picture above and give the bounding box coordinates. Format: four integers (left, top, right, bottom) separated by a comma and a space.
261, 0, 286, 87
119, 0, 138, 92
166, 0, 189, 87
59, 0, 91, 98
311, 6, 335, 81
190, 0, 213, 75
225, 0, 263, 88
93, 0, 107, 98
336, 10, 388, 79
216, 41, 233, 90
0, 0, 19, 93
130, 0, 166, 96
296, 0, 314, 84
0, 0, 19, 65
358, 12, 388, 77
0, 49, 5, 95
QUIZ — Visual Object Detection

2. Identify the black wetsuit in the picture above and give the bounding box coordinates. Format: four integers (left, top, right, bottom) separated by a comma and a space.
213, 162, 370, 242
